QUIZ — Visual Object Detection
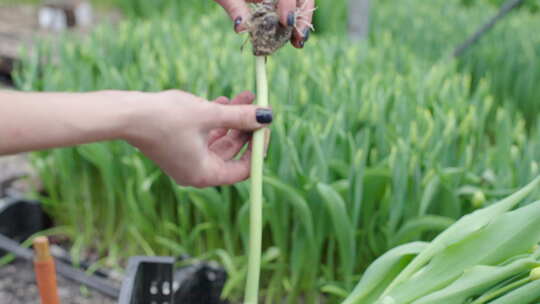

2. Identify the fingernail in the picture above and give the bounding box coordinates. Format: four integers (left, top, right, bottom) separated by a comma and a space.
256, 109, 273, 124
234, 17, 243, 32
303, 28, 311, 43
287, 11, 296, 27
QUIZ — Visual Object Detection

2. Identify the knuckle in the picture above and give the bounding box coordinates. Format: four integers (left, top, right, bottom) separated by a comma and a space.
216, 105, 230, 125
224, 107, 247, 129
241, 108, 254, 129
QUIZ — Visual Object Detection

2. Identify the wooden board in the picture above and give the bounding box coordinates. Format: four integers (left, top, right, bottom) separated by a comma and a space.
0, 4, 43, 58
0, 4, 50, 84
0, 2, 120, 85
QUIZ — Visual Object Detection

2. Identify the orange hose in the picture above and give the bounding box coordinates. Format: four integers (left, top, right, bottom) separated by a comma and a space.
33, 236, 61, 304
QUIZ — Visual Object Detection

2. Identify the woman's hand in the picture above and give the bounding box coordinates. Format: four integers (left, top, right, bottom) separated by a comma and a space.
215, 0, 315, 48
126, 90, 272, 187
0, 90, 271, 188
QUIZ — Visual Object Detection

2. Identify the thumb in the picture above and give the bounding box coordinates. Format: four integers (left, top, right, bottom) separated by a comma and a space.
214, 0, 251, 33
208, 104, 273, 131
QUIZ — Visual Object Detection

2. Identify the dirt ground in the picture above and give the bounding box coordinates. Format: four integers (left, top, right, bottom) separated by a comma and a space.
0, 153, 115, 303
0, 153, 117, 304
0, 259, 115, 304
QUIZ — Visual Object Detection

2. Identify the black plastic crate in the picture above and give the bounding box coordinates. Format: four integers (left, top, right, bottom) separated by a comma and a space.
119, 256, 175, 304
0, 197, 229, 303
118, 256, 228, 304
0, 197, 51, 242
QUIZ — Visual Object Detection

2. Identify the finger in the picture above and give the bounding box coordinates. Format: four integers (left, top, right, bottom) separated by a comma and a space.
205, 91, 269, 131
201, 149, 252, 187
277, 0, 297, 27
214, 0, 251, 33
209, 130, 251, 160
218, 93, 257, 144
291, 0, 315, 48
208, 92, 254, 144
206, 105, 273, 131
214, 96, 229, 105
208, 128, 228, 146
230, 91, 256, 105
208, 96, 231, 144
220, 144, 254, 185
219, 158, 252, 185
209, 91, 256, 155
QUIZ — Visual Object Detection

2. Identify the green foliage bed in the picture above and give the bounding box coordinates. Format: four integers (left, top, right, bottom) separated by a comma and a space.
372, 0, 540, 126
14, 0, 540, 302
344, 178, 540, 303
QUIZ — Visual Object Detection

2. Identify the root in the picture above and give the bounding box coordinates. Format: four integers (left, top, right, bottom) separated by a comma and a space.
248, 3, 293, 56
247, 1, 317, 56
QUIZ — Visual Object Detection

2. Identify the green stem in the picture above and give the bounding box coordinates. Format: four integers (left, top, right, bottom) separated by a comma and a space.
471, 277, 531, 304
244, 56, 268, 304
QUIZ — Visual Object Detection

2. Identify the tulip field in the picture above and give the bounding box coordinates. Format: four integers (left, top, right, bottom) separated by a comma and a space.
12, 0, 540, 302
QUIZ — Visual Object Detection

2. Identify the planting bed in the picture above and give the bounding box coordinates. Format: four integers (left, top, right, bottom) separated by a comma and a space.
0, 259, 114, 304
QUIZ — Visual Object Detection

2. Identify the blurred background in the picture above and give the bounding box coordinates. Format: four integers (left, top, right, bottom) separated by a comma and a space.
0, 0, 539, 303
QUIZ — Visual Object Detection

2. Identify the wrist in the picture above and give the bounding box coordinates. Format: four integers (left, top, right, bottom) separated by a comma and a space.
116, 90, 170, 145
99, 90, 151, 142
118, 89, 204, 145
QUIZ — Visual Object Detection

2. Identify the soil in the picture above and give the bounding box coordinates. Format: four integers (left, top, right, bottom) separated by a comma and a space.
0, 259, 115, 304
249, 2, 293, 56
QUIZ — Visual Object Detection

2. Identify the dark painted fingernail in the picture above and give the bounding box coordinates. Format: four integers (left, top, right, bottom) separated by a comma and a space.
234, 17, 243, 32
303, 28, 311, 43
287, 11, 296, 27
256, 109, 273, 124
302, 27, 311, 45
298, 29, 310, 48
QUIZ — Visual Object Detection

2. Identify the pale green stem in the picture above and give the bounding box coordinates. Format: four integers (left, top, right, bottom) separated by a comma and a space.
471, 277, 531, 304
244, 55, 268, 304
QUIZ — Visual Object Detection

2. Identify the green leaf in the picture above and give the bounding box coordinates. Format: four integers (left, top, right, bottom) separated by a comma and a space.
488, 279, 540, 304
317, 182, 355, 286
383, 177, 540, 295
264, 176, 315, 242
343, 242, 428, 304
418, 177, 440, 216
391, 216, 455, 246
414, 257, 540, 304
383, 199, 540, 303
